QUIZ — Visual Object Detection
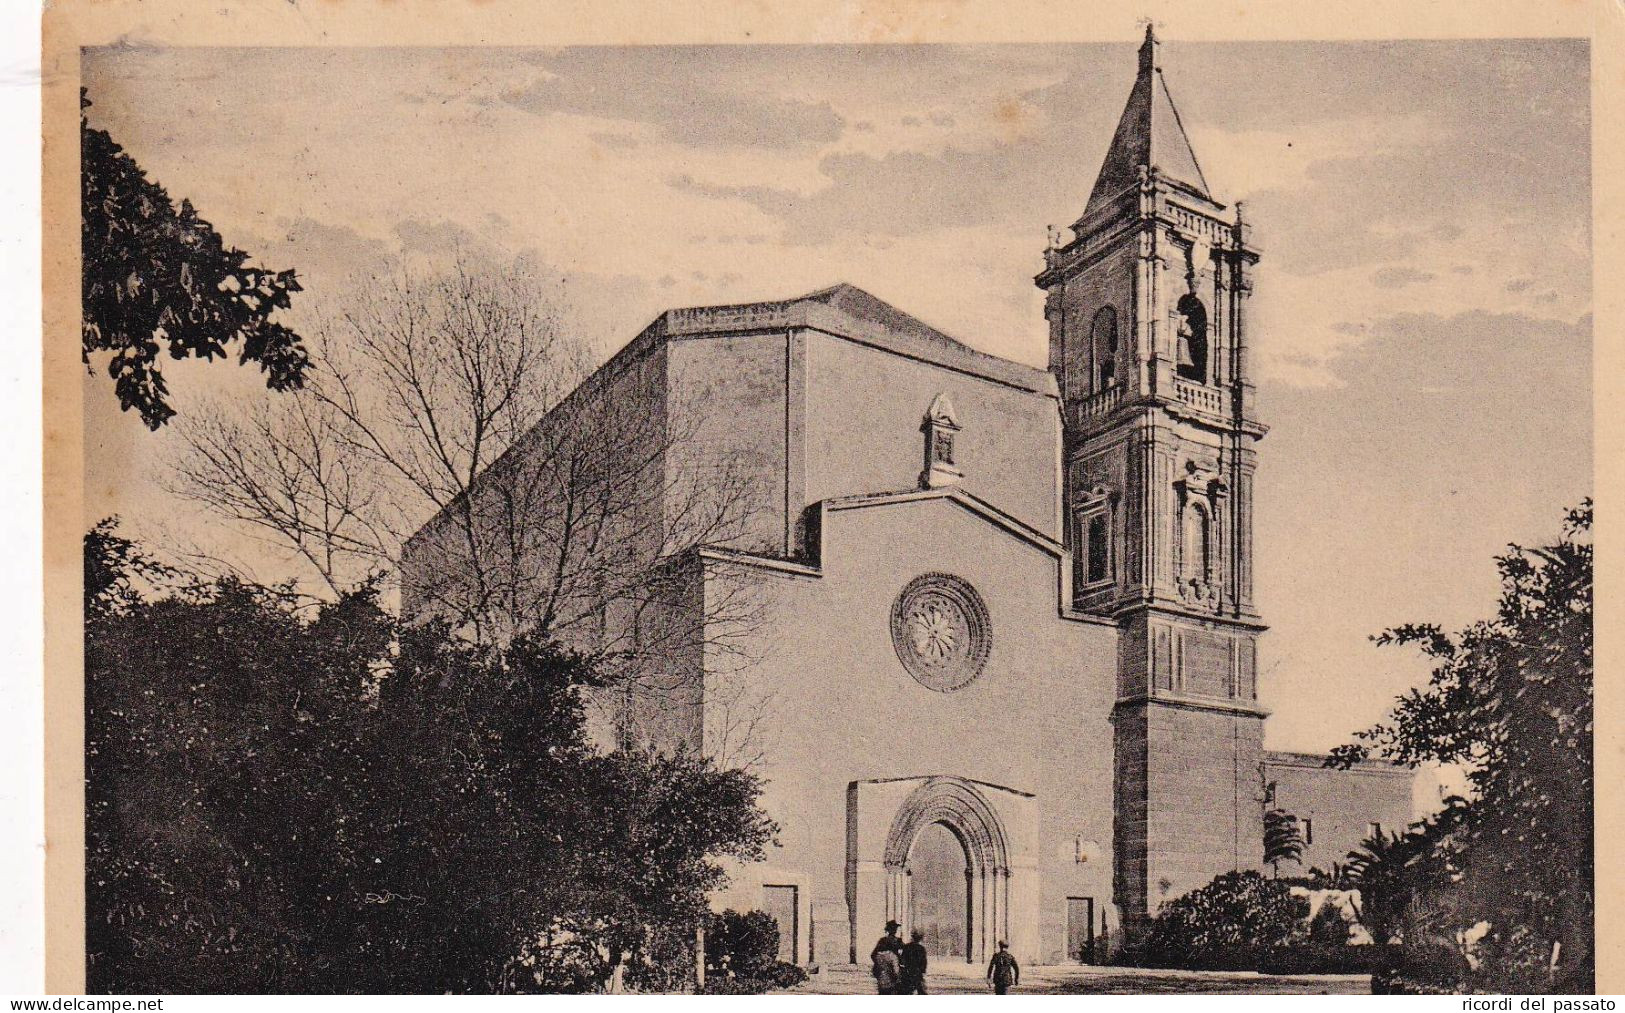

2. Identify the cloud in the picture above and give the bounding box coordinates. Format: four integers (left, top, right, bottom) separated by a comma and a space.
395, 218, 491, 255
667, 137, 1073, 245
503, 50, 845, 150
1189, 115, 1431, 203
239, 217, 394, 303
1371, 265, 1435, 289
1321, 309, 1589, 396
588, 131, 641, 150
1256, 219, 1589, 388
274, 216, 391, 268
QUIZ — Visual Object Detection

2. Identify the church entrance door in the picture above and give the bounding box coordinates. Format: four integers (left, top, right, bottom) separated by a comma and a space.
907, 821, 971, 960
870, 777, 1014, 966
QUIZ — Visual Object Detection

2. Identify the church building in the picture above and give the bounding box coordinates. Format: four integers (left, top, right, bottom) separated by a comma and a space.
402, 29, 1413, 968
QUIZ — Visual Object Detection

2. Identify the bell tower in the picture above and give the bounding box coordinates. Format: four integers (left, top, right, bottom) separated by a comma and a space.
1036, 27, 1269, 934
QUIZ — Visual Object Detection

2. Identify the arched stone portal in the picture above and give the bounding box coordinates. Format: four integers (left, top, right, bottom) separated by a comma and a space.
879, 778, 1012, 965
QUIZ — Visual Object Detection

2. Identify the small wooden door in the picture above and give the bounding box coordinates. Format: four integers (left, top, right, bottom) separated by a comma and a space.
762, 885, 799, 963
1066, 897, 1096, 963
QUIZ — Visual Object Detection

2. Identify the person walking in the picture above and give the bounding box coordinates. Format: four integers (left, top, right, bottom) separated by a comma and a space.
870, 919, 904, 995
898, 929, 929, 995
986, 940, 1020, 994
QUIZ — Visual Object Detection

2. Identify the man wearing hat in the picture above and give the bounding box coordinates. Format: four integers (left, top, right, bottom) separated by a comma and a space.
986, 940, 1020, 994
870, 920, 904, 994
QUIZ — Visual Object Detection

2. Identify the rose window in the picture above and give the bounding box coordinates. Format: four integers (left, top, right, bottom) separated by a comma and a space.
890, 574, 992, 692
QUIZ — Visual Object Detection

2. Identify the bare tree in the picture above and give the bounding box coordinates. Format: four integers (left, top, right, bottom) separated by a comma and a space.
169, 253, 777, 762
311, 257, 582, 640
166, 393, 391, 597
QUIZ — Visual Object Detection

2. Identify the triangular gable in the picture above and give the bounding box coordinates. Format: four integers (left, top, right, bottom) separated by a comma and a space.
823, 486, 1062, 557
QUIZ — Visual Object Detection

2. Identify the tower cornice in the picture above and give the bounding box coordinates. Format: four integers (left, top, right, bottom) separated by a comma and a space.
1058, 378, 1269, 441
1036, 184, 1246, 291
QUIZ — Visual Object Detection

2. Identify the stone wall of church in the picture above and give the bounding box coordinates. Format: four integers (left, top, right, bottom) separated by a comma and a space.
702, 494, 1119, 966
666, 332, 796, 556
1261, 751, 1416, 874
801, 331, 1061, 540
1116, 699, 1266, 927
659, 324, 1064, 560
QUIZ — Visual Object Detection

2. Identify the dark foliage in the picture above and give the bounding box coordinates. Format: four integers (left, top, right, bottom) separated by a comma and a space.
1307, 899, 1352, 946
697, 910, 805, 994
705, 909, 780, 979
85, 522, 776, 993
758, 961, 810, 989
81, 91, 307, 429
1297, 866, 1357, 890
698, 976, 771, 995
86, 559, 391, 991
1342, 829, 1414, 947
1371, 941, 1472, 994
1263, 808, 1304, 876
1137, 870, 1309, 967
84, 517, 175, 619
1340, 799, 1472, 955
1123, 872, 1376, 975
620, 921, 698, 994
1332, 502, 1592, 992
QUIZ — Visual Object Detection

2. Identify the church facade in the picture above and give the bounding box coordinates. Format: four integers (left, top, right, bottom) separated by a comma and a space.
402, 30, 1413, 968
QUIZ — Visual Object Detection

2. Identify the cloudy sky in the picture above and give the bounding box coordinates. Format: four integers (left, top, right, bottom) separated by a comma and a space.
80, 39, 1591, 754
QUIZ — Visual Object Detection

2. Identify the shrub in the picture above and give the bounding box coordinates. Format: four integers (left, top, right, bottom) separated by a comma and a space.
759, 961, 809, 989
699, 960, 805, 994
1308, 900, 1353, 946
623, 921, 698, 994
698, 911, 804, 993
1460, 925, 1568, 995
705, 909, 781, 979
1369, 939, 1470, 994
701, 975, 770, 995
1141, 870, 1309, 966
518, 930, 609, 994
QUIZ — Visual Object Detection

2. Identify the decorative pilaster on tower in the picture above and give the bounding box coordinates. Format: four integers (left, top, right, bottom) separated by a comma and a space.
1038, 27, 1270, 936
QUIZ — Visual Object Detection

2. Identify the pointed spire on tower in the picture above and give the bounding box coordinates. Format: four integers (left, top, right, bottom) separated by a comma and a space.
1082, 26, 1212, 218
